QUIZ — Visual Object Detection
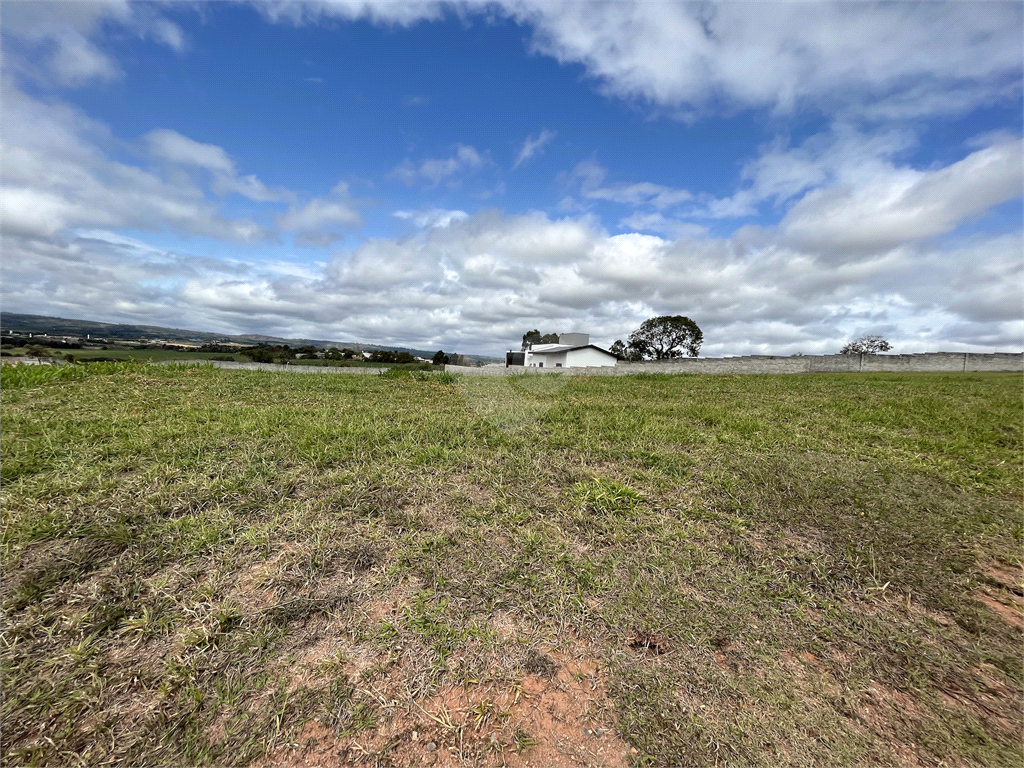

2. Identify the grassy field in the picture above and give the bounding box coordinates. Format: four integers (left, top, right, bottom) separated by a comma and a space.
3, 347, 439, 370
2, 346, 251, 363
1, 363, 1021, 767
288, 358, 435, 370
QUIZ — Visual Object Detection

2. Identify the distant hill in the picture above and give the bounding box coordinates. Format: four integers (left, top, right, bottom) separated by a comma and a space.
0, 313, 501, 364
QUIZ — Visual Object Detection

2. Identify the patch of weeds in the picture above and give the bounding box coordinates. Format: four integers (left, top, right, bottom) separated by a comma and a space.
261, 594, 353, 628
378, 368, 411, 379
568, 477, 647, 543
512, 726, 541, 753
468, 697, 512, 728
375, 621, 400, 643
341, 542, 380, 573
432, 371, 459, 385
570, 477, 643, 514
523, 648, 559, 677
627, 630, 671, 656
316, 673, 377, 735
403, 590, 489, 662
118, 600, 177, 639
2, 538, 124, 612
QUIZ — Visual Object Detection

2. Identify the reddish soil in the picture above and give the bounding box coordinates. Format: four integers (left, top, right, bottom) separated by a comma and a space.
854, 682, 927, 767
977, 592, 1024, 628
257, 652, 630, 768
976, 563, 1024, 629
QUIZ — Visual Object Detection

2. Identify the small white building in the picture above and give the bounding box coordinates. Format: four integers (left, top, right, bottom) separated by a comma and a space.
506, 333, 618, 369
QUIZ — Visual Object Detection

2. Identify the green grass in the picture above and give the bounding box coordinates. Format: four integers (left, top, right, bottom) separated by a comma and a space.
1, 364, 1021, 767
4, 346, 442, 369
4, 346, 251, 362
290, 357, 436, 370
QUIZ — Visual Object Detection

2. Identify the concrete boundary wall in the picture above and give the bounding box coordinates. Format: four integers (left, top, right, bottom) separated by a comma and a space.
174, 353, 1021, 378
447, 352, 1023, 377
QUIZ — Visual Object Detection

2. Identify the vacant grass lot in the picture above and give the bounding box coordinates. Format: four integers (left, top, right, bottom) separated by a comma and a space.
3, 347, 439, 369
2, 364, 1021, 767
3, 346, 252, 363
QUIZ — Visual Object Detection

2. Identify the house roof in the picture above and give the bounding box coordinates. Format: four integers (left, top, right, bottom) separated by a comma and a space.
528, 343, 616, 356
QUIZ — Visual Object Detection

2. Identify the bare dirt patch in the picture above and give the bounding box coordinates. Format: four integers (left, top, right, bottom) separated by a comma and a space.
779, 529, 827, 554
713, 641, 748, 675
258, 650, 630, 768
489, 610, 523, 643
254, 721, 354, 768
449, 473, 492, 507
779, 648, 842, 698
976, 590, 1024, 628
853, 682, 928, 767
985, 563, 1023, 594
975, 561, 1023, 627
229, 547, 296, 612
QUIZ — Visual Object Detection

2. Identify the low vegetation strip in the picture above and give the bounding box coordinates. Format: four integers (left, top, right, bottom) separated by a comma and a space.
1, 363, 1021, 767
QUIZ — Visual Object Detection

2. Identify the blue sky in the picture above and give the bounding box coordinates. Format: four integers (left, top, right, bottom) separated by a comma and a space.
2, 1, 1022, 355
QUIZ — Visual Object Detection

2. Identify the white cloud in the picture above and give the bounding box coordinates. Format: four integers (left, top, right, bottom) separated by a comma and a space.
258, 0, 447, 27
587, 181, 692, 209
779, 138, 1024, 255
1, 1, 185, 87
255, 1, 1022, 119
513, 129, 556, 168
563, 160, 693, 210
689, 125, 920, 219
505, 1, 1022, 118
0, 83, 273, 244
10, 200, 1019, 355
146, 129, 236, 175
0, 80, 364, 253
145, 129, 294, 203
276, 182, 364, 246
278, 197, 361, 232
394, 208, 470, 229
618, 213, 708, 239
390, 144, 488, 186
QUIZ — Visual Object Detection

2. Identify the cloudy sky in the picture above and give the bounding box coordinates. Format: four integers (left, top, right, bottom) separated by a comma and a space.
2, 1, 1021, 355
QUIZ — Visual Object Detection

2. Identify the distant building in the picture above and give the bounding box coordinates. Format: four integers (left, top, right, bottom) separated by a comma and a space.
506, 333, 617, 369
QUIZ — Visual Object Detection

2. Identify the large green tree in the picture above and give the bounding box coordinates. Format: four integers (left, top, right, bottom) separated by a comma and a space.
609, 339, 642, 361
521, 330, 560, 350
621, 315, 703, 359
840, 335, 892, 355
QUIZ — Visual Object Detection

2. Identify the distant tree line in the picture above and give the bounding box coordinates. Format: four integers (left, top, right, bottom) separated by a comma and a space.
239, 344, 466, 366
1, 337, 83, 350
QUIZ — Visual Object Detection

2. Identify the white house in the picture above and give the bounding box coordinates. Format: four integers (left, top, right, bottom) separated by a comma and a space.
506, 333, 618, 369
